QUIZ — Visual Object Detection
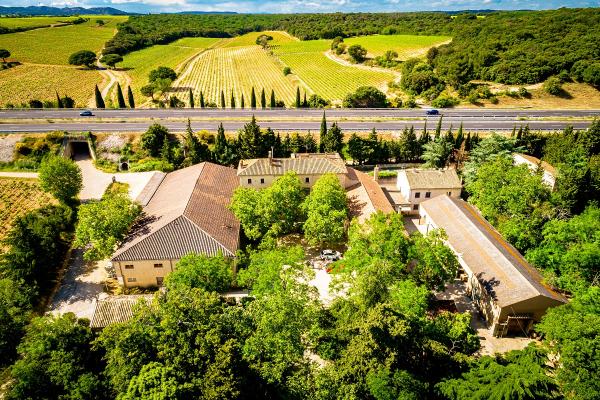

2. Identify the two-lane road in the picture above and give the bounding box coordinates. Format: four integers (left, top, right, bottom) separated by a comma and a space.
0, 108, 597, 132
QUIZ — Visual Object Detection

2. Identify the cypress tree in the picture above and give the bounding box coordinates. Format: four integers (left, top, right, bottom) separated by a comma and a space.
231, 90, 235, 109
319, 111, 327, 152
270, 90, 275, 108
94, 85, 105, 109
56, 91, 63, 108
260, 88, 266, 109
221, 90, 226, 108
303, 92, 307, 108
116, 83, 126, 108
250, 87, 257, 109
213, 122, 229, 164
188, 88, 194, 108
434, 116, 443, 139
241, 94, 245, 109
200, 91, 205, 108
455, 122, 464, 149
128, 86, 135, 108
295, 87, 301, 108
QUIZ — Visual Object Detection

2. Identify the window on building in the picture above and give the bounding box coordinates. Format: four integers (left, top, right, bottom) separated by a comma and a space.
127, 277, 136, 282
124, 264, 134, 269
260, 178, 265, 184
247, 178, 252, 184
156, 277, 164, 286
447, 191, 452, 196
305, 177, 310, 183
413, 204, 419, 211
425, 192, 431, 198
154, 263, 163, 268
415, 192, 421, 198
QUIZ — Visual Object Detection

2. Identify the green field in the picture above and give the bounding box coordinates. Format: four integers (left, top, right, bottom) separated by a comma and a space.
344, 34, 451, 59
0, 17, 127, 65
0, 16, 81, 30
174, 44, 302, 107
219, 31, 297, 48
273, 40, 396, 101
120, 37, 221, 104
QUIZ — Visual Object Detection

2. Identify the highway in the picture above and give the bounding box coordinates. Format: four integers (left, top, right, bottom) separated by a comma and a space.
0, 108, 597, 132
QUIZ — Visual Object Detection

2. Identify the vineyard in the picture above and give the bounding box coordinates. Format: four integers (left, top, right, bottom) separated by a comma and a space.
273, 40, 396, 101
0, 64, 104, 107
0, 177, 55, 242
174, 45, 303, 107
344, 34, 451, 59
0, 17, 127, 65
121, 37, 221, 105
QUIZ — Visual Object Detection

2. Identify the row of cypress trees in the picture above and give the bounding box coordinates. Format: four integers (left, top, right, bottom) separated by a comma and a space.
188, 87, 281, 109
94, 83, 135, 109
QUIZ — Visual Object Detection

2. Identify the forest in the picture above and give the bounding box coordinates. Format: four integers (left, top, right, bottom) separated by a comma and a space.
104, 8, 600, 86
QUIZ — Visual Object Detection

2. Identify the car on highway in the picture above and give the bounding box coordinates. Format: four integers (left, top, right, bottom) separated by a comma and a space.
320, 249, 341, 261
426, 109, 440, 116
79, 110, 94, 116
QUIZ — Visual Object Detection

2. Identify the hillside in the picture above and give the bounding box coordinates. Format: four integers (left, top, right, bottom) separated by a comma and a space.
0, 6, 129, 16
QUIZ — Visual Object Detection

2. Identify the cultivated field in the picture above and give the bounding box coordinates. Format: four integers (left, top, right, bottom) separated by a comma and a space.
0, 17, 127, 65
120, 37, 221, 104
174, 44, 302, 106
273, 40, 396, 101
0, 64, 104, 107
344, 34, 451, 59
0, 16, 81, 29
0, 177, 55, 242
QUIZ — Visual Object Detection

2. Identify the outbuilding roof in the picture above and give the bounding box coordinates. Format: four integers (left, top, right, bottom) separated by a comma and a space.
400, 168, 462, 189
112, 162, 240, 262
237, 153, 347, 176
420, 195, 566, 308
90, 295, 154, 329
513, 153, 556, 176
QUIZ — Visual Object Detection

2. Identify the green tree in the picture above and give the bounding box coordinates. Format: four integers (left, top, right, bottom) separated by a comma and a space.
199, 91, 205, 108
319, 111, 327, 152
422, 136, 453, 168
463, 133, 519, 184
55, 91, 63, 108
343, 86, 387, 108
347, 133, 368, 164
68, 50, 96, 68
101, 53, 122, 69
250, 87, 257, 108
119, 362, 178, 400
347, 44, 367, 63
148, 66, 176, 82
220, 90, 226, 108
322, 122, 344, 153
141, 123, 168, 156
260, 88, 266, 108
166, 253, 232, 292
240, 93, 245, 109
188, 88, 194, 108
0, 49, 10, 63
0, 278, 30, 365
74, 192, 141, 261
409, 230, 459, 291
94, 84, 105, 108
116, 83, 126, 108
295, 87, 301, 108
38, 155, 82, 204
140, 84, 155, 100
303, 173, 348, 245
543, 76, 562, 95
127, 86, 135, 108
183, 119, 209, 165
238, 115, 263, 159
270, 89, 275, 108
230, 90, 235, 109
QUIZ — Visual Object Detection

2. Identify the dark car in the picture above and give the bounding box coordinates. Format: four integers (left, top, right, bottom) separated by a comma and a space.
426, 109, 440, 116
79, 110, 94, 116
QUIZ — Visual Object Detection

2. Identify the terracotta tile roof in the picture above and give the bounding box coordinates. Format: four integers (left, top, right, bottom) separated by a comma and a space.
351, 168, 395, 213
237, 153, 347, 176
420, 195, 566, 308
513, 153, 556, 176
112, 163, 240, 262
401, 168, 462, 189
90, 295, 153, 329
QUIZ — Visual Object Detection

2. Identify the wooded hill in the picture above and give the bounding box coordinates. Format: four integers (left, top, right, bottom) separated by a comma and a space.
105, 8, 600, 86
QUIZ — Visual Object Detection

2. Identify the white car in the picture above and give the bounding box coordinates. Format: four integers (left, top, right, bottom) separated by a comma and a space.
320, 249, 341, 261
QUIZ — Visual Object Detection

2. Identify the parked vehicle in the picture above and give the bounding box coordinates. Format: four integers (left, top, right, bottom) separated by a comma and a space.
79, 110, 94, 116
320, 249, 341, 261
426, 109, 439, 115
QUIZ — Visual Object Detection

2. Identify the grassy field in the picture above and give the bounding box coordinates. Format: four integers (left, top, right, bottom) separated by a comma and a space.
0, 64, 105, 107
174, 44, 302, 106
120, 37, 221, 104
0, 16, 81, 29
0, 177, 55, 242
273, 40, 396, 101
0, 17, 127, 65
344, 34, 451, 59
219, 31, 297, 48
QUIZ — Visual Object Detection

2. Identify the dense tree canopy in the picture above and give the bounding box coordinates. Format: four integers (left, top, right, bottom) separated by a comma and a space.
38, 155, 82, 204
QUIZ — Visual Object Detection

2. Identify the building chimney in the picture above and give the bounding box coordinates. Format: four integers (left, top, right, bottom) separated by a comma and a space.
373, 165, 380, 182
291, 153, 296, 159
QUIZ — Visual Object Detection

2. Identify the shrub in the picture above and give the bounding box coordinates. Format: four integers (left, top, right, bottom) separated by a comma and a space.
347, 44, 367, 63
543, 76, 562, 95
283, 66, 291, 76
343, 86, 388, 108
129, 159, 174, 172
431, 95, 459, 108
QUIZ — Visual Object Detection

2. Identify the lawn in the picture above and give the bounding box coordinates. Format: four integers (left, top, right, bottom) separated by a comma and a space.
174, 44, 303, 107
0, 16, 81, 30
219, 31, 297, 48
0, 17, 127, 65
121, 37, 221, 104
0, 177, 55, 242
344, 34, 451, 59
0, 63, 104, 107
273, 40, 396, 101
